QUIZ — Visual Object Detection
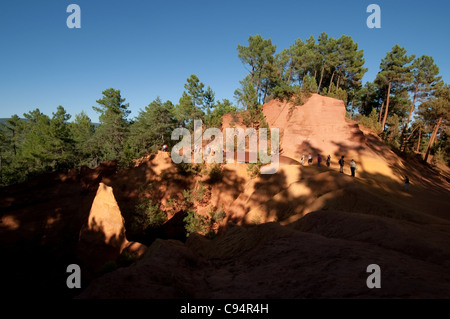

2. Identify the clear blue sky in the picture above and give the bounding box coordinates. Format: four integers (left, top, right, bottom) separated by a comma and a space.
1, 0, 449, 122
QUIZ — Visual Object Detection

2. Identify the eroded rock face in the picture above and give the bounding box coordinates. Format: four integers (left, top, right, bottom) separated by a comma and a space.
80, 182, 129, 248
78, 182, 146, 276
261, 94, 365, 160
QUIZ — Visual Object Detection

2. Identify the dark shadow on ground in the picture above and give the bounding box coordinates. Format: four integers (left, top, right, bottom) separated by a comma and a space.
0, 162, 118, 299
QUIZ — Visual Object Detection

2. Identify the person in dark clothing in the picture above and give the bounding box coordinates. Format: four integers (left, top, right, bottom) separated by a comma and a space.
326, 155, 331, 168
338, 156, 345, 173
403, 176, 410, 192
317, 154, 322, 167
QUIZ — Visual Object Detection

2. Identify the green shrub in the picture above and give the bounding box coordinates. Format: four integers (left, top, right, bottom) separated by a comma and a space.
292, 89, 305, 106
272, 85, 295, 102
270, 84, 310, 107
192, 182, 206, 202
150, 144, 161, 154
208, 204, 226, 223
358, 108, 382, 133
177, 162, 198, 176
183, 210, 208, 237
247, 160, 263, 178
181, 183, 208, 214
166, 197, 177, 208
322, 83, 348, 104
208, 163, 223, 183
432, 147, 446, 165
385, 113, 401, 148
131, 197, 166, 233
242, 108, 266, 128
302, 74, 317, 94
182, 189, 193, 203
119, 141, 139, 168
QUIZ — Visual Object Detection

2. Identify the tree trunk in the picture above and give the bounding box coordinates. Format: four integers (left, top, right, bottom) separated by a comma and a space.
405, 125, 419, 142
381, 82, 392, 131
401, 124, 420, 151
406, 87, 418, 129
336, 75, 341, 91
251, 66, 255, 85
317, 65, 325, 94
379, 101, 385, 123
255, 78, 261, 104
424, 117, 443, 163
329, 71, 335, 89
400, 87, 418, 152
287, 62, 293, 83
349, 99, 355, 119
263, 82, 268, 104
417, 128, 421, 153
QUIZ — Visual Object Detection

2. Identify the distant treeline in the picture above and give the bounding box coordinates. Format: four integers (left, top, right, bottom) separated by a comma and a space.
0, 81, 237, 186
1, 32, 449, 186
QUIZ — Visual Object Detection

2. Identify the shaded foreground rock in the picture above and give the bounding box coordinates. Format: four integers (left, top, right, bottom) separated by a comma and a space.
78, 182, 146, 277
77, 211, 450, 299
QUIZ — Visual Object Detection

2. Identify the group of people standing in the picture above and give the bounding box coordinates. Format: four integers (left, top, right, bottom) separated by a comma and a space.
301, 153, 357, 177
165, 142, 410, 191
338, 155, 357, 177
300, 152, 411, 191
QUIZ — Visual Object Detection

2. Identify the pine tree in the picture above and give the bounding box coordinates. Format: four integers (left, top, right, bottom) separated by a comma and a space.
334, 35, 367, 98
378, 45, 415, 132
209, 99, 236, 128
175, 91, 204, 130
419, 84, 450, 162
302, 74, 317, 93
276, 46, 295, 84
303, 35, 320, 83
354, 82, 379, 116
128, 97, 176, 156
1, 114, 28, 184
203, 86, 216, 126
237, 35, 277, 104
316, 33, 337, 93
288, 38, 310, 85
260, 57, 282, 103
70, 111, 95, 166
92, 88, 131, 163
185, 74, 205, 109
48, 106, 75, 169
234, 75, 258, 111
21, 109, 53, 172
400, 55, 442, 152
3, 114, 24, 157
